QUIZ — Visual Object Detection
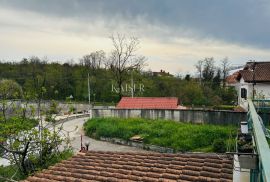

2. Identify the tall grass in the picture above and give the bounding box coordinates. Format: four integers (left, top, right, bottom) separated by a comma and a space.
84, 117, 236, 152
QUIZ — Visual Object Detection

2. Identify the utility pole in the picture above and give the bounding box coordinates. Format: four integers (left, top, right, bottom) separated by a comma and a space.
88, 73, 91, 108
252, 62, 256, 100
131, 70, 134, 98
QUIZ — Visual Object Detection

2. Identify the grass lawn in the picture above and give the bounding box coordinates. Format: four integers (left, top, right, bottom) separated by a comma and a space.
84, 117, 237, 153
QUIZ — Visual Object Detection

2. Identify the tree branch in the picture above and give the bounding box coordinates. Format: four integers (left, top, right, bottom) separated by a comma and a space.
0, 175, 17, 182
0, 144, 24, 155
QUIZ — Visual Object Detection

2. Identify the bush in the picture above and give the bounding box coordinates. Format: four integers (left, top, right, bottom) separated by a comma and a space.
0, 150, 73, 181
0, 165, 26, 181
212, 139, 226, 153
84, 117, 236, 152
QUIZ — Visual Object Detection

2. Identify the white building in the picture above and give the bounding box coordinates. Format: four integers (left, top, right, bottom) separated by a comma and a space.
227, 62, 270, 110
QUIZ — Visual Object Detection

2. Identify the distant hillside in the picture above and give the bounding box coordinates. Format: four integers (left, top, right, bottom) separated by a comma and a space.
0, 58, 236, 106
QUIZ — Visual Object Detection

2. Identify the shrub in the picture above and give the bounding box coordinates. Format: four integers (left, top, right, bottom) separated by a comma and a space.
212, 139, 226, 153
0, 150, 73, 181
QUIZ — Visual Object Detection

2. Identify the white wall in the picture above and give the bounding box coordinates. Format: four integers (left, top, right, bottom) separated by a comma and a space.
238, 78, 252, 110
254, 83, 270, 98
237, 78, 270, 110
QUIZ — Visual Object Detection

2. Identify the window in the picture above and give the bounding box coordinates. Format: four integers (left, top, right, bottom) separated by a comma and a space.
241, 88, 247, 99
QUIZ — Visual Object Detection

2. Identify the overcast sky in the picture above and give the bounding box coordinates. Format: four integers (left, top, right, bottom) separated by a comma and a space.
1, 0, 270, 74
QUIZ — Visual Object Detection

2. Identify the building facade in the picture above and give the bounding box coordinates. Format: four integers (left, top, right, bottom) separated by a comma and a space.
227, 62, 270, 110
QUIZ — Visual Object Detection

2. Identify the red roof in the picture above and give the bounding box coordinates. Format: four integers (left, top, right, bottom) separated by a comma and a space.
226, 71, 240, 84
24, 151, 233, 182
116, 97, 179, 109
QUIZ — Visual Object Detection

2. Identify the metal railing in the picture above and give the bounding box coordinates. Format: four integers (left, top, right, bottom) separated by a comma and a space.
248, 99, 270, 182
253, 99, 270, 112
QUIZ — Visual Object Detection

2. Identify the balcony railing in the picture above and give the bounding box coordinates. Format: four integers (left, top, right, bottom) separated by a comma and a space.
248, 99, 270, 182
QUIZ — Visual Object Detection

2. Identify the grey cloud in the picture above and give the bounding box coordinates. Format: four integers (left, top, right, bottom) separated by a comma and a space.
1, 0, 270, 48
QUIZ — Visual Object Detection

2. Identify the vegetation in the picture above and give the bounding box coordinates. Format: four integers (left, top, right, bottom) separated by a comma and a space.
212, 139, 227, 153
0, 57, 237, 106
0, 79, 74, 181
84, 117, 236, 152
0, 150, 73, 181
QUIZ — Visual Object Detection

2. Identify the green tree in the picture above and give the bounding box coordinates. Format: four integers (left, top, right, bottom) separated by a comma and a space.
180, 81, 205, 105
0, 79, 22, 122
213, 69, 221, 89
0, 80, 73, 180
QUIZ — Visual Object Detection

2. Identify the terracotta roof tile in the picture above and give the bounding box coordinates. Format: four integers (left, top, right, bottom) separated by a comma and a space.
116, 97, 179, 109
179, 174, 199, 181
182, 170, 200, 176
23, 151, 233, 182
226, 71, 240, 84
242, 62, 270, 82
227, 62, 270, 83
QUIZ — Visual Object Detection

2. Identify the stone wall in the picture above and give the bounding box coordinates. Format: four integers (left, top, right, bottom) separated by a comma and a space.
92, 108, 247, 125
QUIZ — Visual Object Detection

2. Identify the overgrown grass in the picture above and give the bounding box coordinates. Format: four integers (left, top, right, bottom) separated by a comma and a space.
84, 117, 237, 153
34, 149, 74, 171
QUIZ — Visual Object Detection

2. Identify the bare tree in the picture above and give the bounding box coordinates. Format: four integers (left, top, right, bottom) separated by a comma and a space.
220, 57, 230, 87
81, 50, 106, 71
195, 60, 203, 85
107, 34, 146, 99
202, 57, 215, 82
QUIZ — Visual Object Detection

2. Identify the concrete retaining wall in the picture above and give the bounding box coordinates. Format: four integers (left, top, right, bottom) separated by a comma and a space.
99, 137, 174, 153
92, 108, 247, 125
55, 113, 90, 123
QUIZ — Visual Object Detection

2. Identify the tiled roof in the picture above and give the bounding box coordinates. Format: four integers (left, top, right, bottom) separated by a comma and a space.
226, 71, 240, 84
117, 97, 179, 109
239, 70, 253, 82
241, 62, 270, 82
226, 62, 270, 83
23, 151, 233, 182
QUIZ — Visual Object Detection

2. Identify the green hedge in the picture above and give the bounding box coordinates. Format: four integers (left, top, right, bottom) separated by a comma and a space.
84, 117, 236, 152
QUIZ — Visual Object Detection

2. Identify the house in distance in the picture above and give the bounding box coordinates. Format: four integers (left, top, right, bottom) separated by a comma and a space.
227, 61, 270, 109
